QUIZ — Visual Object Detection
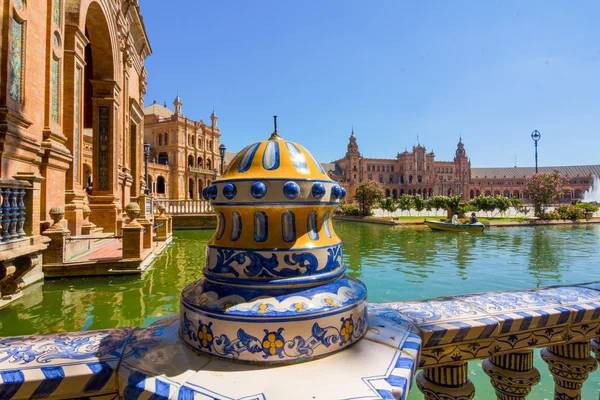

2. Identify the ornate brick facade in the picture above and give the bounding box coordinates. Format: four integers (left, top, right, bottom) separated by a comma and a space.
0, 0, 152, 234
328, 130, 597, 202
143, 97, 223, 200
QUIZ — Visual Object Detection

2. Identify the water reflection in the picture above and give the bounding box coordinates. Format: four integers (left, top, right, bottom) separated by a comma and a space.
0, 224, 599, 336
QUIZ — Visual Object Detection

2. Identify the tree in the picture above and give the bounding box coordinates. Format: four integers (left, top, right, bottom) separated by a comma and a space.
527, 171, 569, 217
413, 195, 427, 216
354, 181, 384, 217
398, 195, 414, 216
379, 197, 397, 217
428, 196, 449, 215
494, 195, 510, 217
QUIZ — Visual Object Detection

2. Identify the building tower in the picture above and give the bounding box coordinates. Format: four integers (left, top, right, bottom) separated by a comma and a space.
454, 137, 471, 199
211, 108, 218, 128
174, 92, 182, 115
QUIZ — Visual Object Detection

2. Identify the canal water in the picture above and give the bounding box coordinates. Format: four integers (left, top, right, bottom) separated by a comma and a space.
1, 221, 599, 398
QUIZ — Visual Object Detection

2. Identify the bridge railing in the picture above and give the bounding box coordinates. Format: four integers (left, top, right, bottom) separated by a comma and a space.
384, 282, 600, 399
153, 199, 213, 215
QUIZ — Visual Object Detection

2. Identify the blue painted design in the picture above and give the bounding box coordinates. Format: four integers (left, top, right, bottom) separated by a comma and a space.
0, 370, 23, 399
238, 142, 260, 173
339, 316, 355, 344
181, 312, 367, 360
202, 187, 209, 200
216, 213, 226, 240
281, 211, 296, 242
0, 329, 131, 365
340, 187, 347, 199
306, 149, 326, 174
311, 182, 326, 199
307, 211, 319, 240
250, 181, 267, 199
196, 321, 214, 350
285, 142, 309, 174
324, 211, 332, 238
155, 378, 171, 398
84, 361, 113, 392
230, 212, 242, 241
207, 185, 218, 200
331, 185, 341, 199
31, 366, 64, 398
262, 141, 280, 170
282, 181, 300, 200
177, 386, 194, 400
123, 370, 146, 400
223, 183, 237, 200
254, 212, 268, 242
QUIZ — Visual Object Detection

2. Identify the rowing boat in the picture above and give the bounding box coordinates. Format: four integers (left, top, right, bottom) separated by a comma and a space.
424, 219, 485, 233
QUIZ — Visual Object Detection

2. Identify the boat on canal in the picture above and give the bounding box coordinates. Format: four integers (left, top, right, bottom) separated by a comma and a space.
424, 219, 485, 233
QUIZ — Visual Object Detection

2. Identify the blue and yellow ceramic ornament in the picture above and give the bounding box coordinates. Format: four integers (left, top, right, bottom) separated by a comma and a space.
181, 117, 366, 363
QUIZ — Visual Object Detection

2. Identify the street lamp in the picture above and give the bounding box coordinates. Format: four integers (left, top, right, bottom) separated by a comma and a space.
219, 144, 226, 174
143, 141, 151, 195
531, 130, 541, 174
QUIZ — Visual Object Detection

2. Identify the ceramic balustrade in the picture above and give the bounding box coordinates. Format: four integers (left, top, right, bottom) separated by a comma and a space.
383, 281, 600, 399
153, 199, 212, 215
0, 179, 30, 242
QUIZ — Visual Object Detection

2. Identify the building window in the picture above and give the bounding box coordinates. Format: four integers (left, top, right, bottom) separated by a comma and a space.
391, 166, 394, 172
379, 174, 383, 183
158, 152, 169, 165
368, 174, 372, 180
418, 175, 422, 183
367, 165, 371, 171
158, 133, 162, 146
409, 175, 413, 183
164, 132, 168, 145
157, 176, 166, 194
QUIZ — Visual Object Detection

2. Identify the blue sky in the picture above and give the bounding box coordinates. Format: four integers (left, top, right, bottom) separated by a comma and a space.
142, 1, 600, 167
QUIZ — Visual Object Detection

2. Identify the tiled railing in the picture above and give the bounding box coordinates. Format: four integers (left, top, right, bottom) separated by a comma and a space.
153, 199, 213, 215
384, 282, 600, 399
0, 179, 30, 242
188, 166, 215, 174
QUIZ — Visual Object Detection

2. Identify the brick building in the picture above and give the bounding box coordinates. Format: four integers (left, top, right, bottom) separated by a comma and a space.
327, 130, 597, 202
0, 0, 151, 234
143, 95, 224, 200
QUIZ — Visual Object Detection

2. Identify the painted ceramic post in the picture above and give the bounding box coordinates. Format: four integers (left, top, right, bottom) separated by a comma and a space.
416, 362, 475, 400
541, 341, 598, 399
482, 350, 540, 400
179, 127, 368, 363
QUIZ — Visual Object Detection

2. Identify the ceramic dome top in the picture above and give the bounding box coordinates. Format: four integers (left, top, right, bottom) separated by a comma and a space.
222, 132, 331, 181
183, 121, 365, 364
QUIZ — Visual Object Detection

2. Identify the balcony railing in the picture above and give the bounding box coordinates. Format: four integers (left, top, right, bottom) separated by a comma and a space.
0, 178, 31, 242
188, 166, 216, 174
384, 282, 600, 399
153, 199, 213, 215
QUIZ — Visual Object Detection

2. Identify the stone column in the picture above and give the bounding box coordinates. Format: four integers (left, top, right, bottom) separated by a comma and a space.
416, 362, 475, 400
136, 194, 153, 249
541, 341, 598, 399
63, 26, 89, 237
483, 350, 540, 400
88, 80, 120, 234
13, 172, 44, 236
122, 203, 143, 260
42, 207, 70, 264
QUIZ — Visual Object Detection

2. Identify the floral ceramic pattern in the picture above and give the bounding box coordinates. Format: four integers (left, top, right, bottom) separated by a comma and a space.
9, 18, 23, 102
389, 299, 486, 325
98, 106, 109, 190
15, 0, 23, 10
181, 311, 367, 361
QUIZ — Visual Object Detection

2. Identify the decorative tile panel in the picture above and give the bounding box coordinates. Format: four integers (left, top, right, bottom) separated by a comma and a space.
52, 0, 60, 25
98, 106, 109, 190
9, 18, 23, 103
51, 58, 60, 124
14, 0, 23, 10
74, 67, 81, 182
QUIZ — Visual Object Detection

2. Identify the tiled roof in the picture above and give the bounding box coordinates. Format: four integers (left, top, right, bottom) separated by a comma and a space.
471, 165, 600, 179
321, 162, 343, 176
144, 103, 173, 118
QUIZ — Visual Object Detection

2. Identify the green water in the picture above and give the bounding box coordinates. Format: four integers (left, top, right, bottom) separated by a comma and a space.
1, 222, 599, 398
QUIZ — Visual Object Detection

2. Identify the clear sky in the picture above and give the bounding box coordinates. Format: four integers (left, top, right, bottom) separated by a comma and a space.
142, 1, 600, 167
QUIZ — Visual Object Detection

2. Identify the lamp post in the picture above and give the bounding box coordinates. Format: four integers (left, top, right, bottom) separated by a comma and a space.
143, 141, 150, 195
219, 144, 226, 174
531, 130, 541, 173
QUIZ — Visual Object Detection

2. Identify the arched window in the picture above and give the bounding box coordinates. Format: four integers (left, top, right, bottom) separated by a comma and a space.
188, 155, 194, 167
164, 132, 169, 145
206, 159, 212, 170
367, 165, 371, 172
188, 178, 194, 199
409, 175, 413, 183
418, 175, 422, 183
400, 175, 404, 184
158, 133, 162, 146
157, 176, 166, 194
198, 157, 203, 168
